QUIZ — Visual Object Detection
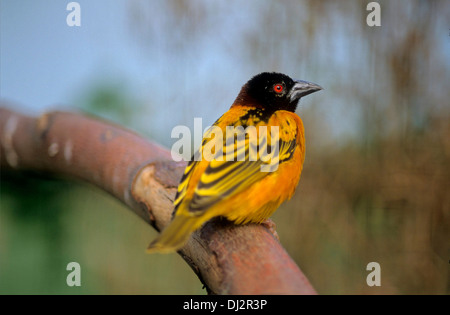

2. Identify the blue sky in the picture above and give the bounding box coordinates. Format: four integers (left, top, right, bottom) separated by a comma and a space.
1, 1, 142, 110
0, 0, 339, 147
1, 0, 449, 149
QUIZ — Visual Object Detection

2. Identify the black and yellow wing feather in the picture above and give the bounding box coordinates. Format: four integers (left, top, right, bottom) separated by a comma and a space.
174, 108, 298, 216
147, 107, 302, 253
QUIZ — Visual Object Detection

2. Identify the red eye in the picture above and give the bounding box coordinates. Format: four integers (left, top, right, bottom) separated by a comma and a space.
273, 84, 284, 93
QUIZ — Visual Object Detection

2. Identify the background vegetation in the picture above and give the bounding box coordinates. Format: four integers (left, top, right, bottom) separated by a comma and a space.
1, 0, 449, 294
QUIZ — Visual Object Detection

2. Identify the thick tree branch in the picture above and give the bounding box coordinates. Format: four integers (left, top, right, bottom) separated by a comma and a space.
0, 104, 317, 295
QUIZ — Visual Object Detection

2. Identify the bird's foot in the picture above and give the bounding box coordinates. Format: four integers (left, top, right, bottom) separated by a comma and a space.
261, 218, 279, 241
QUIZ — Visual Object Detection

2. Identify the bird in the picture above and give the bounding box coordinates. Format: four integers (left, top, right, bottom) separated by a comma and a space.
147, 72, 322, 253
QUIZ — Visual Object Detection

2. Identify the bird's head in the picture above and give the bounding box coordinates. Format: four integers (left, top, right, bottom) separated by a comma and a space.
233, 72, 322, 113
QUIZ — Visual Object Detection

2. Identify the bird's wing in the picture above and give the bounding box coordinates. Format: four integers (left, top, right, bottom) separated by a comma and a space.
187, 124, 297, 214
173, 159, 198, 210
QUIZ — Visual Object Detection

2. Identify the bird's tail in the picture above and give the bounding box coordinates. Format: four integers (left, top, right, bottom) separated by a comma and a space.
147, 214, 201, 254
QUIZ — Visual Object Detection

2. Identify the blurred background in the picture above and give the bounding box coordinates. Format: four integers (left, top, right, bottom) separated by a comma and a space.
1, 0, 449, 294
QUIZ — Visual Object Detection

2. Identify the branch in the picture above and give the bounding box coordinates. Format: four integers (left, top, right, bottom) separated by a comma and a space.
0, 104, 316, 295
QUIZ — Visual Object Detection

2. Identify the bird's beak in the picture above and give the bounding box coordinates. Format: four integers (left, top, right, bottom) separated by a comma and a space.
289, 80, 323, 102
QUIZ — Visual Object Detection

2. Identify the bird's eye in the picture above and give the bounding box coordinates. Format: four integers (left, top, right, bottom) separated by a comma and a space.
273, 84, 284, 93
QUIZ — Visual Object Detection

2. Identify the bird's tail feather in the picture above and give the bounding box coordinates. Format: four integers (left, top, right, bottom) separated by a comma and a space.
147, 215, 201, 254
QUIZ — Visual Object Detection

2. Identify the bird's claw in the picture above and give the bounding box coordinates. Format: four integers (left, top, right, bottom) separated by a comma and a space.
261, 218, 279, 241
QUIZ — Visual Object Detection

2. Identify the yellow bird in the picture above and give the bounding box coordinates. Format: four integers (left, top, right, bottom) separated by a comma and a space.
148, 72, 322, 253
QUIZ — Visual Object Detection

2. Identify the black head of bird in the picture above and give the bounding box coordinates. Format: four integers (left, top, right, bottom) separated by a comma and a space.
233, 72, 322, 113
